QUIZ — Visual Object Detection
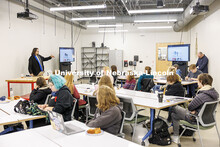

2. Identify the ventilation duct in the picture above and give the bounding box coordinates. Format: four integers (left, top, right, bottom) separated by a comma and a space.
173, 0, 216, 32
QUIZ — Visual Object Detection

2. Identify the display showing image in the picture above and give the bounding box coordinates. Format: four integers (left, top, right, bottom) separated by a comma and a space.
167, 44, 190, 62
59, 47, 74, 62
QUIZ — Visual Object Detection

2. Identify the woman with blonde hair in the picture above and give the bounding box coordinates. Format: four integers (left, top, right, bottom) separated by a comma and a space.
65, 73, 86, 119
87, 85, 122, 135
64, 73, 80, 99
93, 75, 114, 95
103, 66, 114, 84
123, 70, 136, 90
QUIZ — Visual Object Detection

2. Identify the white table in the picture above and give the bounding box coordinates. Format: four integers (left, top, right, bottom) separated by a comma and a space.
75, 84, 192, 145
0, 130, 60, 147
0, 99, 46, 134
0, 120, 142, 147
154, 79, 198, 86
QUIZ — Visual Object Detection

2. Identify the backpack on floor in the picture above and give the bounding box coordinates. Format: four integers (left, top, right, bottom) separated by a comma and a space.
149, 118, 172, 146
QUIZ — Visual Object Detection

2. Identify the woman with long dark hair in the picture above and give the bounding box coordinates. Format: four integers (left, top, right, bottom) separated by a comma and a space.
28, 48, 54, 76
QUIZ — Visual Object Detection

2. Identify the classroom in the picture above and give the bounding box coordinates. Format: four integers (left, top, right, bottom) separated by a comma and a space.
0, 0, 220, 147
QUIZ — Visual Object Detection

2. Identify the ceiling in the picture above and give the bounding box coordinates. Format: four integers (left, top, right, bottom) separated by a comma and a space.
35, 0, 193, 24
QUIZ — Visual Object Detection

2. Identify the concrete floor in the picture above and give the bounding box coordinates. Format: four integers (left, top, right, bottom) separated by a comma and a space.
124, 106, 220, 147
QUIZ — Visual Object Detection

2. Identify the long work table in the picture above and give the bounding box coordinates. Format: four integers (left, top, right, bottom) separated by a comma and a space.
75, 84, 192, 145
0, 120, 142, 147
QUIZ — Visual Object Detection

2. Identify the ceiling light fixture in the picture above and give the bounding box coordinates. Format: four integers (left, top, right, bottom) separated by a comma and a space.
138, 26, 172, 29
50, 4, 106, 11
71, 16, 115, 21
87, 24, 123, 28
98, 30, 128, 33
134, 19, 177, 23
128, 8, 184, 14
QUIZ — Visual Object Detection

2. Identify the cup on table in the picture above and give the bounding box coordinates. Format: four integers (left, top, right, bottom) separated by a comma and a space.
86, 88, 91, 93
158, 92, 164, 103
21, 74, 24, 78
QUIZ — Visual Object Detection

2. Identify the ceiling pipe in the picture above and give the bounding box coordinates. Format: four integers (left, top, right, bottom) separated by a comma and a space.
173, 0, 216, 32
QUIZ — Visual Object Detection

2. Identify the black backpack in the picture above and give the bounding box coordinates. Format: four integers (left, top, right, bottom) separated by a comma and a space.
149, 118, 172, 146
14, 100, 30, 114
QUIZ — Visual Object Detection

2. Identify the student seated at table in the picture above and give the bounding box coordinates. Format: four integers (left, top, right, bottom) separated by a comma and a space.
93, 75, 115, 95
111, 65, 118, 85
65, 73, 86, 120
38, 75, 74, 121
136, 66, 154, 91
123, 70, 136, 90
185, 64, 203, 97
173, 64, 182, 78
30, 77, 51, 104
168, 66, 181, 81
87, 85, 122, 135
171, 73, 219, 143
103, 66, 114, 84
165, 74, 184, 97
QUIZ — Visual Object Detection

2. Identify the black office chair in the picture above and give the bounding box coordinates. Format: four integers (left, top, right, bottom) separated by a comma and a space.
178, 101, 220, 147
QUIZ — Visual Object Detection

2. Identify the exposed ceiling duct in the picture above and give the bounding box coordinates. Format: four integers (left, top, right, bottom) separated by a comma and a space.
173, 0, 216, 32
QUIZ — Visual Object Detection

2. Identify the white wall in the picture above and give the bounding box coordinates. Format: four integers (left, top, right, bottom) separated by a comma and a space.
0, 0, 82, 96
80, 30, 188, 72
186, 0, 220, 92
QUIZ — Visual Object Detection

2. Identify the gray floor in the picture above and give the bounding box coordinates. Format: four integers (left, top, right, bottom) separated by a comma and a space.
124, 106, 220, 147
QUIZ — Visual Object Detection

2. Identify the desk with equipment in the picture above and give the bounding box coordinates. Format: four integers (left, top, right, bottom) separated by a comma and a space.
6, 76, 49, 97
75, 84, 192, 145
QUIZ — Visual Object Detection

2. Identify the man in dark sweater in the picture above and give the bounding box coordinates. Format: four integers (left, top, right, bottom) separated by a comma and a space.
171, 73, 219, 143
196, 52, 208, 73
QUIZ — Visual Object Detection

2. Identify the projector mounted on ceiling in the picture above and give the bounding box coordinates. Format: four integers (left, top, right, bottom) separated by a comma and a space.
17, 0, 38, 20
190, 2, 209, 15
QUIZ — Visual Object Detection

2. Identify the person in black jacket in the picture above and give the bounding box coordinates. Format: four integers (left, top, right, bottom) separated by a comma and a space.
165, 74, 184, 97
28, 48, 54, 76
38, 75, 74, 121
30, 77, 51, 104
170, 73, 219, 144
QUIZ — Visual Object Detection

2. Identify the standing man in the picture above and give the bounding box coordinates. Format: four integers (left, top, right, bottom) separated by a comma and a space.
28, 48, 55, 76
196, 52, 208, 73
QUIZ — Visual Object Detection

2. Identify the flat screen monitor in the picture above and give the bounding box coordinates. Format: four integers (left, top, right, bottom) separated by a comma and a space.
167, 44, 190, 62
59, 47, 74, 62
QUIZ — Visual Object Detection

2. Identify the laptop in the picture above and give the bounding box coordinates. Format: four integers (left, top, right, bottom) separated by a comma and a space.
48, 111, 84, 135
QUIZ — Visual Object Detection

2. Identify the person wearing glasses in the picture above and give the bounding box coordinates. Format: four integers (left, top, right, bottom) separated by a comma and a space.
38, 75, 74, 121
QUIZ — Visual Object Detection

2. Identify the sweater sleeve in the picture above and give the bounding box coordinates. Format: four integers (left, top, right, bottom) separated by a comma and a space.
28, 57, 33, 74
87, 108, 119, 128
40, 55, 52, 61
128, 80, 136, 90
137, 75, 143, 90
123, 80, 131, 89
53, 92, 72, 114
29, 89, 45, 103
198, 57, 208, 71
188, 95, 204, 111
73, 85, 80, 99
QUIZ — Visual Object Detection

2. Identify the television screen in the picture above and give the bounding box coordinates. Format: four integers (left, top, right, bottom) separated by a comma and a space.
167, 44, 190, 61
59, 47, 74, 62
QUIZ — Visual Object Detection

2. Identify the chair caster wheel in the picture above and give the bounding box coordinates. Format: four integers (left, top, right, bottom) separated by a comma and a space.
193, 138, 196, 142
141, 141, 145, 146
178, 143, 181, 147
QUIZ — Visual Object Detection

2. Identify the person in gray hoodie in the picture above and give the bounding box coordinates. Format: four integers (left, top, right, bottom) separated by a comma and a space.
171, 73, 219, 143
87, 85, 122, 135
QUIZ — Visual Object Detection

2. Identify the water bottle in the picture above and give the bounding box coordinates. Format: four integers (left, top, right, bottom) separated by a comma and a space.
10, 88, 14, 100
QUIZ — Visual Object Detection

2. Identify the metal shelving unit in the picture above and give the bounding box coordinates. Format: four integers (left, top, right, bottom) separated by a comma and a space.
81, 47, 109, 79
